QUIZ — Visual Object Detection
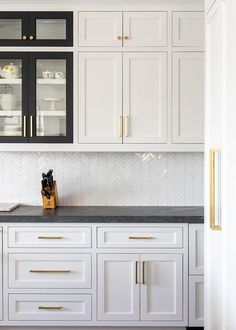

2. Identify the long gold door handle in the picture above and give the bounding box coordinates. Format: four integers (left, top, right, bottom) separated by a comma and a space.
129, 236, 154, 240
142, 261, 145, 284
124, 116, 129, 137
29, 270, 71, 273
37, 236, 63, 240
30, 116, 33, 137
38, 306, 63, 310
23, 116, 27, 137
210, 148, 222, 230
117, 116, 122, 137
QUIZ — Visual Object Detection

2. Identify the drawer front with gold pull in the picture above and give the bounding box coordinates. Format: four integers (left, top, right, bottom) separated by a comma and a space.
9, 294, 92, 321
8, 226, 92, 248
97, 227, 183, 248
9, 254, 92, 289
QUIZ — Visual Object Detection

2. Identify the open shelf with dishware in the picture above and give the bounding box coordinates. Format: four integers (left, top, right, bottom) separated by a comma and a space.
0, 52, 73, 143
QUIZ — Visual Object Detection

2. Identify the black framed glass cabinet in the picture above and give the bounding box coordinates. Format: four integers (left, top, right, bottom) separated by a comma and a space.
0, 12, 73, 46
0, 52, 73, 143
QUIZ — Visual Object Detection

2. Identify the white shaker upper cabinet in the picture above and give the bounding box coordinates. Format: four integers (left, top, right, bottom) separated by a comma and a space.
172, 52, 204, 144
78, 12, 122, 46
123, 52, 167, 144
123, 12, 168, 47
173, 12, 204, 47
79, 53, 122, 143
97, 254, 139, 321
140, 254, 183, 321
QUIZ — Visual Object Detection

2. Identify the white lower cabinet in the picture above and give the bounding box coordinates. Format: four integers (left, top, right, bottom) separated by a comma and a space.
189, 276, 204, 327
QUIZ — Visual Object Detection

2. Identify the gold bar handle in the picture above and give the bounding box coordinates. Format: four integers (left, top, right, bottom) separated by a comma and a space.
129, 236, 154, 240
29, 270, 71, 273
135, 261, 139, 284
124, 116, 129, 137
142, 261, 145, 284
30, 115, 33, 137
38, 306, 63, 310
117, 116, 122, 138
38, 236, 63, 240
210, 148, 221, 230
23, 116, 27, 138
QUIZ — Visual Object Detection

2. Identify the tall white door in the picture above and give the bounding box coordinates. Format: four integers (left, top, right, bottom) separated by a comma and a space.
79, 52, 122, 143
123, 52, 167, 144
205, 1, 224, 329
140, 254, 183, 321
97, 254, 139, 321
172, 52, 204, 143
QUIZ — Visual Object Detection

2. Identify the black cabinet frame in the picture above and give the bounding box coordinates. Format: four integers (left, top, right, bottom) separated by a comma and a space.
0, 12, 29, 46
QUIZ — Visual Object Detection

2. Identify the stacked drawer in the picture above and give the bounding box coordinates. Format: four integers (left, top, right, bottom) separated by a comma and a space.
7, 226, 92, 322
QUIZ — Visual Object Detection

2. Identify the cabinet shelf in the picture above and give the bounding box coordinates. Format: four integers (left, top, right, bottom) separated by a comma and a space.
0, 111, 66, 117
0, 79, 21, 85
37, 79, 66, 85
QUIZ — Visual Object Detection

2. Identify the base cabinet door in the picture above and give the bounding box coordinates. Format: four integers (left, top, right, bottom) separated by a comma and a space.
97, 254, 139, 320
140, 254, 183, 321
189, 275, 204, 327
123, 52, 167, 143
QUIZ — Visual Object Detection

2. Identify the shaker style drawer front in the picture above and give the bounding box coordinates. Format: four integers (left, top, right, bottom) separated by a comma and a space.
189, 224, 204, 275
8, 254, 91, 289
9, 294, 92, 321
172, 12, 204, 47
8, 227, 92, 248
97, 227, 183, 248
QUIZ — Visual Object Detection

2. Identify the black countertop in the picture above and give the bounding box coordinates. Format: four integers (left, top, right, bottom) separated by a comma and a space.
0, 206, 204, 223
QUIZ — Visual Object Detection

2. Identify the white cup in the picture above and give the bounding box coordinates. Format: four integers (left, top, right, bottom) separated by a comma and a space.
55, 71, 65, 79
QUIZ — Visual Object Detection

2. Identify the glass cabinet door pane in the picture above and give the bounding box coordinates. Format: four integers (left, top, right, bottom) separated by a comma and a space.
36, 19, 66, 40
0, 59, 22, 137
36, 59, 66, 137
0, 19, 22, 39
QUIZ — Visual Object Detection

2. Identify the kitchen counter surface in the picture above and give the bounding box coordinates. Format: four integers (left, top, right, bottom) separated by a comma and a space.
0, 206, 204, 223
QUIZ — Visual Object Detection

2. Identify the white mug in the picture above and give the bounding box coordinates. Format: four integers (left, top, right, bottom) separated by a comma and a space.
55, 71, 65, 79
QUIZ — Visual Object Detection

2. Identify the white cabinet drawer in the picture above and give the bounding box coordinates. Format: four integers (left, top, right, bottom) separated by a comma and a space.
97, 227, 183, 248
123, 12, 168, 46
8, 226, 91, 248
173, 12, 204, 47
189, 224, 204, 274
9, 254, 91, 289
9, 294, 92, 321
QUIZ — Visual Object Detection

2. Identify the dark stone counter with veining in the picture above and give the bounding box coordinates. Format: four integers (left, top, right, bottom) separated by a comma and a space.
0, 206, 204, 223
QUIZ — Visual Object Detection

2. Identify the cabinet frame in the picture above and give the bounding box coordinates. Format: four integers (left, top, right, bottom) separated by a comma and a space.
0, 12, 29, 46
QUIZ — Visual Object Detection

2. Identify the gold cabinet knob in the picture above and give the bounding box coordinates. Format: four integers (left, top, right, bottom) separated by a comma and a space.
29, 35, 34, 40
117, 36, 122, 40
22, 35, 27, 40
124, 36, 129, 40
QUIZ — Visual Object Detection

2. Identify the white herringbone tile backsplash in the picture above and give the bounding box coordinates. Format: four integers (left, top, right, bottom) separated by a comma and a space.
0, 152, 204, 206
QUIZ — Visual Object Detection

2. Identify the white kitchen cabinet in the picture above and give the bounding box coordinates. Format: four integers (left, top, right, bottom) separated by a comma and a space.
78, 12, 122, 46
0, 229, 2, 321
123, 12, 168, 46
79, 52, 122, 143
173, 12, 204, 47
189, 276, 204, 327
97, 254, 139, 321
140, 254, 183, 321
189, 224, 204, 275
123, 52, 167, 144
172, 52, 204, 143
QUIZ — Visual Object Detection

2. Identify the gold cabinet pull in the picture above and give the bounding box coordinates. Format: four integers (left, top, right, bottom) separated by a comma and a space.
29, 269, 71, 273
117, 36, 122, 40
142, 261, 145, 284
30, 115, 33, 137
129, 236, 154, 240
38, 236, 63, 240
38, 306, 63, 310
23, 116, 27, 137
124, 116, 129, 137
117, 115, 122, 137
210, 148, 222, 230
135, 261, 139, 284
29, 35, 34, 40
22, 35, 27, 40
124, 36, 129, 40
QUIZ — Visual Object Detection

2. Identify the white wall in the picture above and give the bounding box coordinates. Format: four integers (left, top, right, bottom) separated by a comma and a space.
0, 152, 203, 206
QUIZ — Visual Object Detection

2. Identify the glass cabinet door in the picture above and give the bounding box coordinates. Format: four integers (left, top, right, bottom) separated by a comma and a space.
0, 53, 28, 142
0, 13, 28, 46
29, 12, 73, 46
29, 52, 73, 143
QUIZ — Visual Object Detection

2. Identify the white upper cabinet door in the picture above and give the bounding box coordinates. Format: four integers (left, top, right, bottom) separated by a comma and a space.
123, 12, 168, 46
78, 12, 122, 46
123, 52, 167, 144
172, 52, 204, 143
79, 52, 122, 143
173, 12, 204, 47
140, 254, 183, 321
97, 254, 139, 321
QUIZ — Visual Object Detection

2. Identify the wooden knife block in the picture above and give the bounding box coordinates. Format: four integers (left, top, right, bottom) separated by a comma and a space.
42, 181, 58, 209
